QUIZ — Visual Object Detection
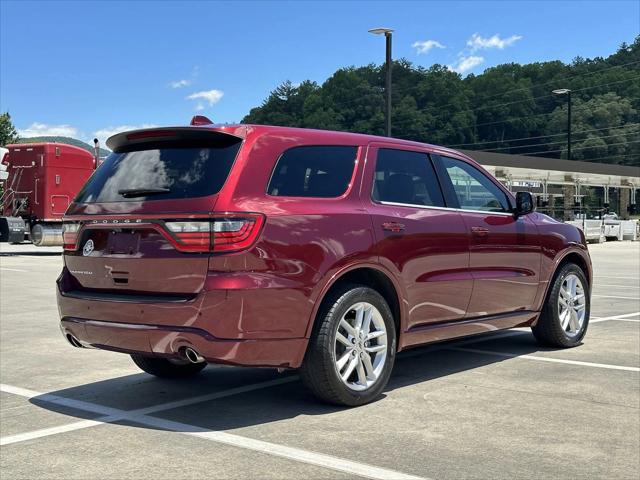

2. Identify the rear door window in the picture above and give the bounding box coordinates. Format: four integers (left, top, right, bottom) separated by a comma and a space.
75, 138, 241, 203
372, 148, 445, 207
267, 146, 357, 198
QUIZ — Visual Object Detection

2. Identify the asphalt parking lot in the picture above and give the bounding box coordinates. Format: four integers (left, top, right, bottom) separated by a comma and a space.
1, 241, 638, 479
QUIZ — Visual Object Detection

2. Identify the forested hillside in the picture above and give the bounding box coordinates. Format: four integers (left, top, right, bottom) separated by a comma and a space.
243, 37, 639, 166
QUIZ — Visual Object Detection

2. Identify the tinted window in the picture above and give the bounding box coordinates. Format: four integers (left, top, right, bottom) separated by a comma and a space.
75, 139, 241, 203
439, 156, 511, 212
268, 146, 357, 198
372, 149, 444, 207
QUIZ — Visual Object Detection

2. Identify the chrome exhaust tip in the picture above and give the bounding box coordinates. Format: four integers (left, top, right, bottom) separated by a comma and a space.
184, 347, 205, 364
66, 334, 84, 348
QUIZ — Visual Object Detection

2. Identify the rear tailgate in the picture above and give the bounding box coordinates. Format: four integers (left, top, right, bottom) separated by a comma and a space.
62, 128, 243, 296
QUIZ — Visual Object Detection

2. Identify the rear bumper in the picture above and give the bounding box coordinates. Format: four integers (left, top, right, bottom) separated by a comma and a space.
59, 317, 307, 368
56, 269, 308, 368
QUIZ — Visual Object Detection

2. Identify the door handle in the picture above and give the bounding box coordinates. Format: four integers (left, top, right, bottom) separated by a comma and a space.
471, 226, 489, 237
382, 222, 405, 233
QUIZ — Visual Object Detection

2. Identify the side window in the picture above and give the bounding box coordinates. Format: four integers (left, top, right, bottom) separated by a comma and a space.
439, 156, 511, 212
372, 148, 444, 207
267, 145, 357, 198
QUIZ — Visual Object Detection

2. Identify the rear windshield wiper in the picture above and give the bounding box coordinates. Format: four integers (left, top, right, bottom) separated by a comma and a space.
117, 187, 170, 198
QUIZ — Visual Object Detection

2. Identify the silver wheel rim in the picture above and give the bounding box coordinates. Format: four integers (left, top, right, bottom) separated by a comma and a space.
558, 273, 587, 337
333, 302, 388, 392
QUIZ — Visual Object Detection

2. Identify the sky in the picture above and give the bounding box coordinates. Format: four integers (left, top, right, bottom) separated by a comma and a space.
1, 0, 638, 146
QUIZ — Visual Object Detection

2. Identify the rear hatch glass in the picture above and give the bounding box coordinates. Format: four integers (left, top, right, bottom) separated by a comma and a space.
75, 137, 241, 203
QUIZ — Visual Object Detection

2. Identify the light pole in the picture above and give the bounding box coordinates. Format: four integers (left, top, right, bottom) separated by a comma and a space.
369, 27, 394, 137
552, 88, 572, 160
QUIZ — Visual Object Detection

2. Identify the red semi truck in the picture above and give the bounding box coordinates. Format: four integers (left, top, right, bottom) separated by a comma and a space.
0, 143, 97, 245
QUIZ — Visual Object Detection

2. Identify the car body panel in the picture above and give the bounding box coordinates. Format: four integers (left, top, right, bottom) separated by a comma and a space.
56, 123, 592, 368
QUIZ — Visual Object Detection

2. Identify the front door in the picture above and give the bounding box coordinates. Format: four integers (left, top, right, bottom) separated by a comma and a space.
365, 145, 472, 330
435, 155, 541, 317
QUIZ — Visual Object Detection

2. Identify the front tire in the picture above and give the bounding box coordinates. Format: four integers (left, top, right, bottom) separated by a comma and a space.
532, 263, 590, 347
130, 354, 206, 378
301, 285, 396, 406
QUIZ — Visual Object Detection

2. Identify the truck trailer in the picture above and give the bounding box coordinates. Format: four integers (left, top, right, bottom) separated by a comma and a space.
0, 143, 97, 245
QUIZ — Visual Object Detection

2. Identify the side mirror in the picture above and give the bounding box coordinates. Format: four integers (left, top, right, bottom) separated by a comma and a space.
515, 191, 534, 217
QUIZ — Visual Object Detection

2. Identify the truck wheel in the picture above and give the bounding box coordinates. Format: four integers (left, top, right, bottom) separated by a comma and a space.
532, 263, 590, 348
300, 285, 396, 407
130, 354, 206, 378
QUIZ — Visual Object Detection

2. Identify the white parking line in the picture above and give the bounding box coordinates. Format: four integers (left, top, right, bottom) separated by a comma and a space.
0, 267, 27, 272
0, 376, 298, 446
594, 284, 640, 289
592, 294, 640, 300
450, 347, 640, 372
590, 312, 640, 323
596, 276, 640, 280
0, 382, 426, 480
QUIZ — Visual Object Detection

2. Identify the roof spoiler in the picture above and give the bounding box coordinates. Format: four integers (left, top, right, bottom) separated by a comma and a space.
106, 126, 243, 152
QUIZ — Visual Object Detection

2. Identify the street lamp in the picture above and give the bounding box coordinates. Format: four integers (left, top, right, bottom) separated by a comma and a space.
369, 27, 394, 137
552, 88, 572, 160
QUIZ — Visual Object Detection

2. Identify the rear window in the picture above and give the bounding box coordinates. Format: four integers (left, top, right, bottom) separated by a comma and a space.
267, 145, 358, 198
74, 139, 241, 203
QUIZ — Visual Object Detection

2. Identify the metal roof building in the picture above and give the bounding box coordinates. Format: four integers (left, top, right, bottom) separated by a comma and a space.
460, 150, 640, 219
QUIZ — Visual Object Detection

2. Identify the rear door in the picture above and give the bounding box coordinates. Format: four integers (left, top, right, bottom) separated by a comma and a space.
63, 130, 243, 296
365, 144, 472, 329
434, 155, 541, 317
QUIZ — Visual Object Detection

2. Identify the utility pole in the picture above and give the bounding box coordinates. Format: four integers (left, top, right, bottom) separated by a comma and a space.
369, 28, 394, 137
552, 88, 572, 160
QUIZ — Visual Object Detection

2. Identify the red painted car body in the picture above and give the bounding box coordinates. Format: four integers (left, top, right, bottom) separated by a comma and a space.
57, 123, 592, 368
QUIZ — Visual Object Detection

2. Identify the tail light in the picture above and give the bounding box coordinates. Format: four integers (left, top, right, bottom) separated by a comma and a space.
62, 222, 80, 250
164, 214, 264, 253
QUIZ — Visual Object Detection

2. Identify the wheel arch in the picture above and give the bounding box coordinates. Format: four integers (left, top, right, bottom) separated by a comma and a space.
305, 265, 405, 349
536, 247, 592, 313
555, 249, 592, 287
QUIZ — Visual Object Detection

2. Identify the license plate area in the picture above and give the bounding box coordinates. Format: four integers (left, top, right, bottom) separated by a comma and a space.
107, 230, 140, 255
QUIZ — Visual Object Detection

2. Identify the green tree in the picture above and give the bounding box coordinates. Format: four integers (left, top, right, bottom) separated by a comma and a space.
0, 112, 19, 146
241, 36, 640, 166
547, 93, 638, 164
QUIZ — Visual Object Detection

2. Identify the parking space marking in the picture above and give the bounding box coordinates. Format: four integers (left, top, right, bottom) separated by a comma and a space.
0, 376, 298, 446
590, 312, 640, 323
1, 383, 427, 480
450, 347, 640, 372
0, 267, 27, 272
1, 419, 105, 446
594, 284, 640, 289
596, 276, 640, 280
592, 294, 640, 300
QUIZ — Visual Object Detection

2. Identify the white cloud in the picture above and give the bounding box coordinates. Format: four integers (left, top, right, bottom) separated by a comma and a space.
411, 40, 445, 55
18, 122, 78, 138
467, 33, 522, 52
194, 103, 205, 111
93, 124, 159, 146
186, 89, 224, 108
448, 55, 484, 74
169, 79, 191, 88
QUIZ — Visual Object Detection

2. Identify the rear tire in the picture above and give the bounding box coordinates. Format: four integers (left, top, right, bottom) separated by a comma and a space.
300, 285, 396, 407
532, 263, 590, 348
130, 354, 206, 378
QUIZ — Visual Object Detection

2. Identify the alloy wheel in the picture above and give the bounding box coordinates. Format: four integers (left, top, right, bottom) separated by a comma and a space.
333, 302, 388, 391
557, 273, 587, 337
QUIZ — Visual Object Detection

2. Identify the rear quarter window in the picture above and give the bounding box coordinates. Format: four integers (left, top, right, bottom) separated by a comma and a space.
267, 145, 358, 198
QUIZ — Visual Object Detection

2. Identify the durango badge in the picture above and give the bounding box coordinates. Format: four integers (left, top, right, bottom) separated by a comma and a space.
82, 239, 94, 256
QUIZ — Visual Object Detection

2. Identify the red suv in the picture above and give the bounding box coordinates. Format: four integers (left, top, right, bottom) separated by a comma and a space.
57, 121, 592, 406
